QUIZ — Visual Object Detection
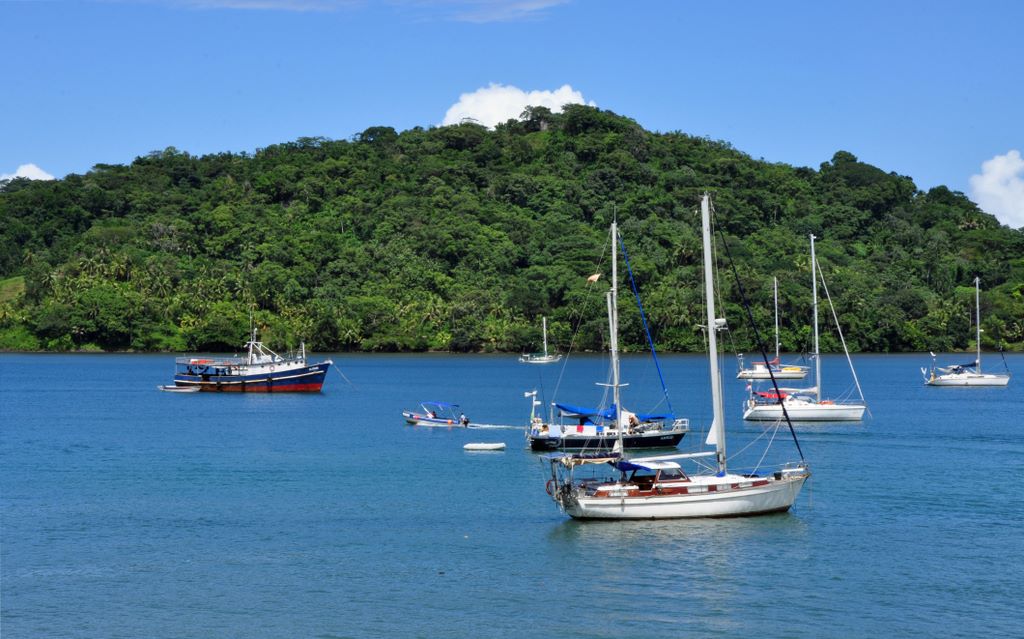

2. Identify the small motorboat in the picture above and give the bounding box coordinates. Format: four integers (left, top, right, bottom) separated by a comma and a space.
158, 385, 200, 393
463, 442, 506, 451
403, 402, 469, 426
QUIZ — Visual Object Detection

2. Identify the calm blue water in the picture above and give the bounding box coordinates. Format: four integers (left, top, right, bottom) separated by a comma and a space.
2, 352, 1022, 638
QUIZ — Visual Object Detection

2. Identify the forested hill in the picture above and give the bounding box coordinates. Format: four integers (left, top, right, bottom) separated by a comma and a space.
1, 105, 1022, 354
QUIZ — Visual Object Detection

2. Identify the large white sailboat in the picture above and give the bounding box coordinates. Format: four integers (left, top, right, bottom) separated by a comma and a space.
519, 316, 562, 364
542, 194, 809, 519
743, 234, 866, 422
737, 277, 809, 380
923, 277, 1011, 386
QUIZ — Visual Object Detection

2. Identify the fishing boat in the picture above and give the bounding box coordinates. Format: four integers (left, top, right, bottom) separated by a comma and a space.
923, 277, 1011, 386
526, 222, 688, 452
170, 326, 332, 392
402, 402, 469, 427
736, 277, 808, 380
543, 194, 810, 519
519, 316, 562, 364
743, 234, 867, 421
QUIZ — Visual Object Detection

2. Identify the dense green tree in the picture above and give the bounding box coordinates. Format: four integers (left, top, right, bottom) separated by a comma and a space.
2, 106, 1022, 353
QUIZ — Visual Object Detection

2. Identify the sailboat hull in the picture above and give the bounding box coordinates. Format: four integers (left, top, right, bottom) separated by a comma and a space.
926, 373, 1010, 386
737, 369, 807, 380
528, 429, 686, 452
562, 474, 807, 519
743, 401, 865, 421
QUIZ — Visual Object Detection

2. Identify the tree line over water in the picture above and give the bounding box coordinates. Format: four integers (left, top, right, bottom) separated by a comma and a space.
2, 105, 1022, 354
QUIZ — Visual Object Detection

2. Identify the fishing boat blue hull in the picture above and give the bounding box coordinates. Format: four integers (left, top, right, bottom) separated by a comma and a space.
173, 362, 331, 392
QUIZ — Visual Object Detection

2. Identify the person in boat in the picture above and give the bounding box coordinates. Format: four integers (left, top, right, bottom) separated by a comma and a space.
459, 413, 470, 426
628, 414, 640, 433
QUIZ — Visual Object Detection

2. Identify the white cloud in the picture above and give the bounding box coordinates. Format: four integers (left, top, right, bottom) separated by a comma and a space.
449, 1, 569, 23
969, 150, 1024, 229
1, 163, 56, 182
441, 83, 594, 128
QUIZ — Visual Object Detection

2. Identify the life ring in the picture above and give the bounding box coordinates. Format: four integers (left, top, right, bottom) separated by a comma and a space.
545, 479, 555, 496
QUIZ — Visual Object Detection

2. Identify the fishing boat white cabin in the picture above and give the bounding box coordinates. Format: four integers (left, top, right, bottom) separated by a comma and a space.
743, 234, 867, 422
543, 194, 809, 519
923, 278, 1011, 387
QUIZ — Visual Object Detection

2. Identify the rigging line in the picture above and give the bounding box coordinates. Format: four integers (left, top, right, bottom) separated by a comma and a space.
332, 364, 356, 389
709, 198, 804, 462
815, 257, 869, 414
551, 237, 609, 405
617, 231, 674, 415
750, 421, 781, 475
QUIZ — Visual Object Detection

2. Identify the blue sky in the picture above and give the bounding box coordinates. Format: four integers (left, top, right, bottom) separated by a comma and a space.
3, 0, 1022, 226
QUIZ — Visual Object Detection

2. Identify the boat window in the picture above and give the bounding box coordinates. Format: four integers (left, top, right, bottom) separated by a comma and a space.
628, 469, 657, 482
656, 468, 688, 482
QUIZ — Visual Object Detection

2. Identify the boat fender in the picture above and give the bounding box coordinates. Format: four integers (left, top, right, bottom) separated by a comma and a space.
820, 400, 833, 404
270, 366, 275, 372
545, 479, 555, 496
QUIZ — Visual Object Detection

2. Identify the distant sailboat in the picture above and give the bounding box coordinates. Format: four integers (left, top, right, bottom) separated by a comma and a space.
743, 234, 867, 421
737, 277, 809, 380
923, 277, 1011, 386
542, 194, 809, 519
519, 316, 562, 364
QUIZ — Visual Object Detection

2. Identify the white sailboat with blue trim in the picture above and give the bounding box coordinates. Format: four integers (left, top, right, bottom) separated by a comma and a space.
543, 194, 809, 519
923, 277, 1011, 386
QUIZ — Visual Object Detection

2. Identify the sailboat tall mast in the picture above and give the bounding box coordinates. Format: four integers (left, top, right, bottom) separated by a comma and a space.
700, 195, 726, 473
542, 316, 549, 357
609, 221, 623, 450
774, 276, 780, 362
810, 234, 821, 403
975, 276, 982, 373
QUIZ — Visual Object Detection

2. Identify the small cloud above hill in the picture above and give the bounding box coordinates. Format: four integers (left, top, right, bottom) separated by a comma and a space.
1, 164, 56, 182
969, 150, 1024, 228
441, 83, 594, 128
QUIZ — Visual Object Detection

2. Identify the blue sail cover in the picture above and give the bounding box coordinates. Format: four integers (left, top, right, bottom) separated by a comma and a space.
555, 402, 673, 423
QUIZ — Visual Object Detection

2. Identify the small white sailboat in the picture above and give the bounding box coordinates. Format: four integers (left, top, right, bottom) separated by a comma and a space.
737, 277, 809, 380
743, 234, 867, 422
923, 278, 1011, 386
542, 194, 809, 519
519, 316, 562, 364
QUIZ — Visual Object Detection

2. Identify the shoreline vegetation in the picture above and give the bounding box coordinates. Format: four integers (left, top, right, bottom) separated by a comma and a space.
2, 106, 1022, 354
